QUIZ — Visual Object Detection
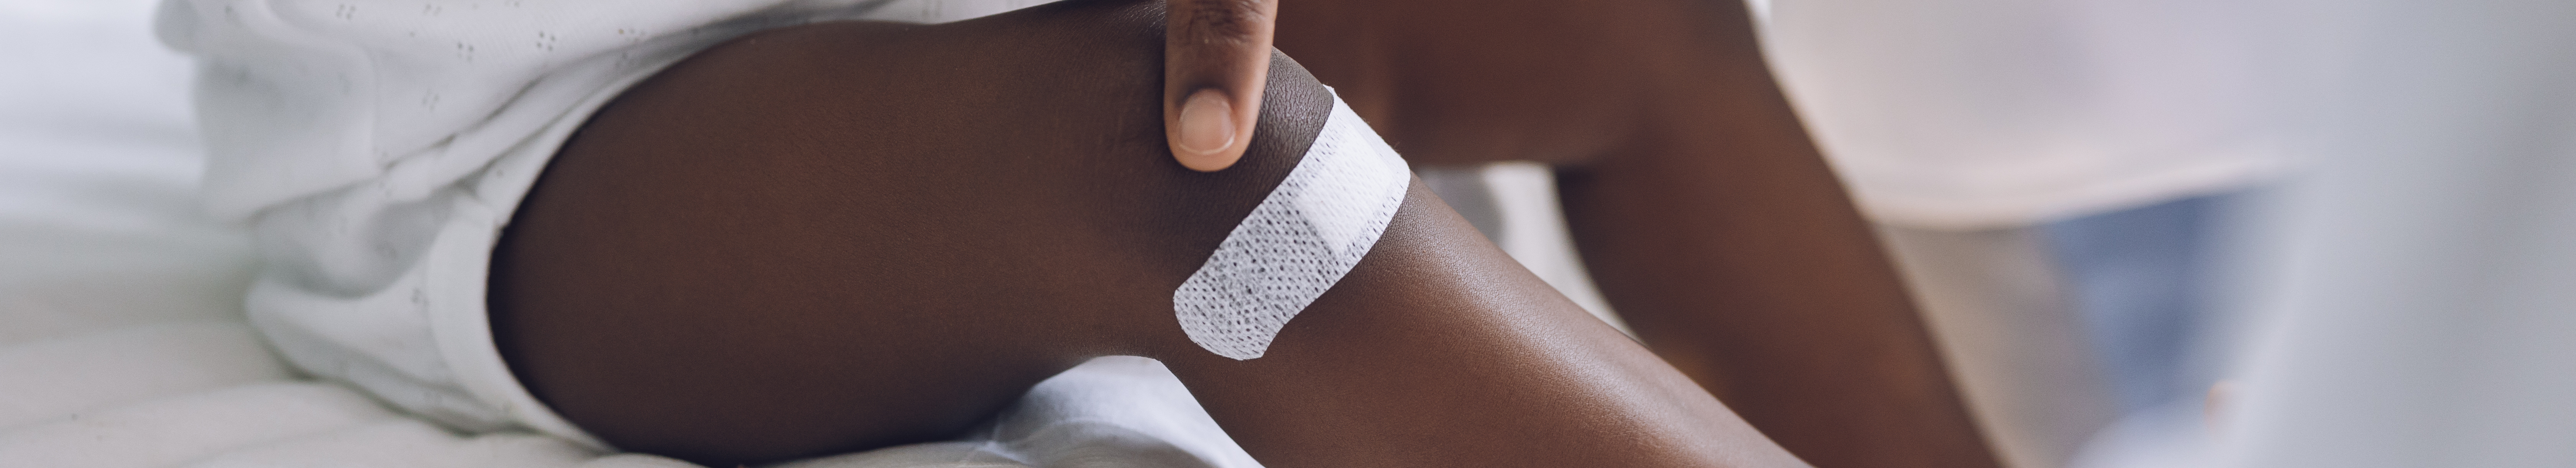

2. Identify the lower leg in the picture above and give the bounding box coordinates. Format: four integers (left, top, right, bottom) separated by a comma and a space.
1272, 0, 2004, 465
1149, 182, 1799, 468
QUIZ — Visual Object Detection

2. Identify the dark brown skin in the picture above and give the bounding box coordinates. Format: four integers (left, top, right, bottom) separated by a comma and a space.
494, 0, 1998, 467
1270, 2, 2000, 467
495, 0, 1802, 466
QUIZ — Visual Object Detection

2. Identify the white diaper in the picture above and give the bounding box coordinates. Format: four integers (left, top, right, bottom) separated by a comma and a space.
163, 0, 1068, 450
238, 98, 619, 450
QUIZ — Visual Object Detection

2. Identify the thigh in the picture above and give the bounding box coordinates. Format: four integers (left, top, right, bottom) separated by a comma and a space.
488, 1, 1333, 463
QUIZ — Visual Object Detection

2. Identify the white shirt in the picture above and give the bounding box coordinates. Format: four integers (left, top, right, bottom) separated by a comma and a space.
1761, 0, 2286, 229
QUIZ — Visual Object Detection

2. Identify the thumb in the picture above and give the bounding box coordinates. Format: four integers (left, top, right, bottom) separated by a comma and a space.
1165, 0, 1277, 172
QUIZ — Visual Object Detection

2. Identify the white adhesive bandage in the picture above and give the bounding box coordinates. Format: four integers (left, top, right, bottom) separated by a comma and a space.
1174, 95, 1412, 360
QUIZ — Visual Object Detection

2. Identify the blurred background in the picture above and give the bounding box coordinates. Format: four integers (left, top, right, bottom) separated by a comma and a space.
1413, 1, 2571, 467
3, 0, 2570, 467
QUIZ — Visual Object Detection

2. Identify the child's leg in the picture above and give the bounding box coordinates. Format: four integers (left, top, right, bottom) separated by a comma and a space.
1270, 2, 2003, 466
489, 0, 1804, 466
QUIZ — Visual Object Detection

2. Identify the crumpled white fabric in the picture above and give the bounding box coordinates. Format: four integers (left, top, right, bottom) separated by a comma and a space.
152, 0, 1071, 446
156, 0, 1053, 221
1173, 95, 1412, 360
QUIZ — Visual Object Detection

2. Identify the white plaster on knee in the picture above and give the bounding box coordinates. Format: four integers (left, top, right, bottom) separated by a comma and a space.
1173, 91, 1411, 360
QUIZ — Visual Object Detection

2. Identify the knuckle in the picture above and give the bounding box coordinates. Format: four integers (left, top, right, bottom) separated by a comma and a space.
1178, 0, 1267, 45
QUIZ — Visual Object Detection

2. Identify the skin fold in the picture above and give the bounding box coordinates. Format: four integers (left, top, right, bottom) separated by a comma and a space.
493, 0, 1996, 467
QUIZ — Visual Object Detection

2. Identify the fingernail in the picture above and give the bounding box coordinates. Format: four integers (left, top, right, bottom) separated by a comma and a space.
1176, 89, 1237, 157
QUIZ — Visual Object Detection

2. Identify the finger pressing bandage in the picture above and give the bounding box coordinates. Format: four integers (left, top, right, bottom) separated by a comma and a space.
1175, 93, 1412, 360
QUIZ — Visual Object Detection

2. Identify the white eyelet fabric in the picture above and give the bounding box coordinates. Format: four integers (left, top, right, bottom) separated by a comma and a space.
1174, 94, 1411, 360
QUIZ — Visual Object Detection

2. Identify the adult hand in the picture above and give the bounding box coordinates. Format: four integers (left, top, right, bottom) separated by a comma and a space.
1163, 0, 1276, 171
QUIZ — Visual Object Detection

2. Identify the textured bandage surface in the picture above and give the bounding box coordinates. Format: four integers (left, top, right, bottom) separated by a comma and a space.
1174, 95, 1412, 360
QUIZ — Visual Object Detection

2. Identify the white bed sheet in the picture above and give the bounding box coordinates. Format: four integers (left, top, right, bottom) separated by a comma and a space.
0, 2, 1258, 467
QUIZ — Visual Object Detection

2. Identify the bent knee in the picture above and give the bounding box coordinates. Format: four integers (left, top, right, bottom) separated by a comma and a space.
494, 0, 1344, 463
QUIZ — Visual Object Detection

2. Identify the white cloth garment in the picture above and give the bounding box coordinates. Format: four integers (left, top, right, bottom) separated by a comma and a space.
153, 0, 1067, 447
1761, 0, 2285, 229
